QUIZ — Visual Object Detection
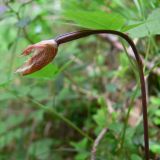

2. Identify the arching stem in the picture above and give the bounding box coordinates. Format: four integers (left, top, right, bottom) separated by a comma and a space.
55, 30, 149, 160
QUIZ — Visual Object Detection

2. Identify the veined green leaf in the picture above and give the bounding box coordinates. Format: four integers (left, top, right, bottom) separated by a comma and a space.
64, 10, 126, 30
128, 8, 160, 38
122, 22, 143, 32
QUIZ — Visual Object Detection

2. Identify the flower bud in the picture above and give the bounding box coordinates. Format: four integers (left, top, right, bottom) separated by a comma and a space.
16, 39, 58, 76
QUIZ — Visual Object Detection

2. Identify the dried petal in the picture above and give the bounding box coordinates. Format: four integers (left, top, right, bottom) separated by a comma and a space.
16, 39, 58, 75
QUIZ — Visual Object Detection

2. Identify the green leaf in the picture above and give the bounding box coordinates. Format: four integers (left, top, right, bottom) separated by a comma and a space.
70, 138, 88, 151
0, 115, 25, 134
128, 8, 160, 38
0, 129, 22, 149
153, 117, 160, 125
150, 96, 160, 105
0, 92, 16, 101
150, 143, 160, 154
0, 79, 12, 88
64, 10, 126, 30
75, 152, 89, 160
28, 139, 53, 159
131, 154, 142, 160
155, 110, 160, 117
26, 63, 58, 79
70, 138, 89, 160
109, 122, 123, 134
93, 108, 107, 129
122, 22, 143, 32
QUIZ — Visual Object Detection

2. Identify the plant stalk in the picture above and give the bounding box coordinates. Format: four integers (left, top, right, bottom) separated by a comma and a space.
55, 30, 149, 160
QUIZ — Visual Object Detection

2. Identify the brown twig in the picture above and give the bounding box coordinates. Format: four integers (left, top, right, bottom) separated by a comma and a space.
91, 127, 109, 160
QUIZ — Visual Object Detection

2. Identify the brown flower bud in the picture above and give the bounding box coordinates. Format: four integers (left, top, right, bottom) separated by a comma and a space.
16, 40, 58, 76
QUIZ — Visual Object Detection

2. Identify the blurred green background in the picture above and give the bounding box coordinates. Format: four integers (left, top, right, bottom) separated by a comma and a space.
0, 0, 160, 159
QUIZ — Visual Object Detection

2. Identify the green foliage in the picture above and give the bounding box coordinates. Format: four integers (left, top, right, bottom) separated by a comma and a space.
0, 0, 160, 160
26, 64, 59, 79
64, 10, 126, 30
28, 139, 53, 159
150, 143, 160, 154
128, 8, 160, 37
131, 154, 142, 160
70, 138, 89, 160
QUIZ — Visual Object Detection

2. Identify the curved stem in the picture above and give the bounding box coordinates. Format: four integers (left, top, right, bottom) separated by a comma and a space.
55, 30, 149, 160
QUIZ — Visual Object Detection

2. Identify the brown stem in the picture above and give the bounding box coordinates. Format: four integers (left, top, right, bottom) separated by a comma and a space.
55, 30, 149, 160
91, 127, 109, 160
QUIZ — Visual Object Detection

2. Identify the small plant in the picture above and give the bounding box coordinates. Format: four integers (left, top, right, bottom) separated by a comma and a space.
16, 30, 149, 160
